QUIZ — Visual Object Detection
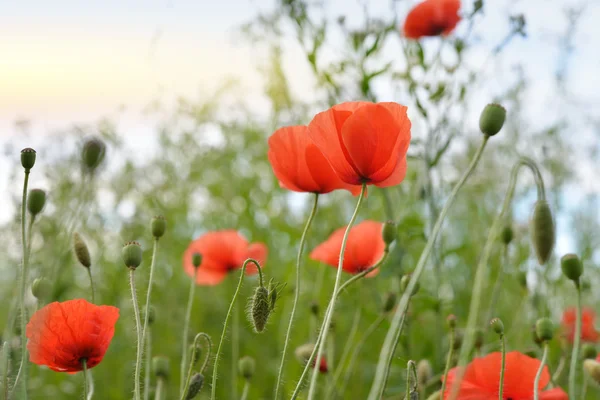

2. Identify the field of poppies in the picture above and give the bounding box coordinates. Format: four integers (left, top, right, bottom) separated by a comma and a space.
1, 0, 599, 399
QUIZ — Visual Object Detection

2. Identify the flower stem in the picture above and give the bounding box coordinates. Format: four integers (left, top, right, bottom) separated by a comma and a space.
326, 308, 361, 399
486, 243, 508, 324
141, 238, 159, 397
87, 268, 96, 304
368, 137, 490, 400
240, 381, 250, 400
534, 343, 549, 400
130, 269, 142, 400
211, 259, 263, 400
1, 342, 9, 400
180, 268, 198, 395
143, 328, 152, 400
274, 193, 319, 400
231, 301, 239, 399
440, 326, 456, 398
181, 333, 211, 400
499, 334, 506, 400
83, 359, 89, 399
568, 283, 582, 399
307, 184, 366, 400
154, 378, 165, 400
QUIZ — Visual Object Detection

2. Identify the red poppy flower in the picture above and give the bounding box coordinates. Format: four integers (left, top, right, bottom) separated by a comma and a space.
443, 351, 568, 400
562, 307, 599, 342
268, 125, 362, 195
26, 299, 119, 372
307, 102, 411, 188
183, 230, 268, 286
310, 221, 385, 276
403, 0, 461, 39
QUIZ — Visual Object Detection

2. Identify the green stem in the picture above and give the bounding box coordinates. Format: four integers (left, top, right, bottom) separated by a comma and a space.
130, 269, 142, 400
274, 193, 319, 400
368, 137, 490, 400
326, 308, 361, 399
232, 301, 239, 400
83, 359, 89, 399
569, 283, 582, 399
87, 268, 96, 304
449, 156, 546, 400
534, 344, 549, 400
307, 184, 366, 400
582, 374, 589, 399
486, 243, 508, 324
440, 327, 455, 398
240, 381, 250, 400
154, 378, 165, 400
143, 328, 152, 400
1, 342, 9, 400
140, 238, 158, 398
181, 333, 211, 400
180, 268, 198, 395
211, 259, 263, 400
499, 334, 506, 400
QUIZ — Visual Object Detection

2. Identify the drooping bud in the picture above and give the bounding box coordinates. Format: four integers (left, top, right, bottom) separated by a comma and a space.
490, 318, 504, 335
530, 200, 555, 265
479, 103, 506, 136
310, 301, 319, 316
27, 189, 46, 216
238, 356, 255, 380
82, 138, 106, 171
151, 215, 166, 239
582, 343, 597, 360
382, 292, 397, 313
248, 286, 271, 333
31, 277, 52, 301
192, 253, 202, 269
501, 225, 513, 245
535, 318, 554, 342
152, 356, 170, 379
21, 148, 36, 171
73, 233, 91, 268
584, 359, 600, 384
122, 241, 142, 270
416, 359, 432, 388
446, 314, 457, 330
382, 220, 397, 247
400, 274, 419, 296
184, 373, 204, 399
560, 253, 583, 283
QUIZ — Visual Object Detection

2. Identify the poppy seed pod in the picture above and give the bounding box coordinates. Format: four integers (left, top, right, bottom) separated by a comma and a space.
382, 292, 397, 313
479, 103, 506, 136
152, 356, 170, 379
151, 215, 166, 239
535, 318, 554, 342
238, 356, 255, 380
249, 286, 270, 333
27, 189, 46, 216
382, 220, 397, 246
31, 277, 52, 301
82, 138, 106, 171
501, 225, 513, 245
584, 359, 600, 385
400, 274, 419, 296
73, 233, 91, 268
122, 241, 142, 269
184, 373, 204, 399
21, 148, 36, 171
530, 200, 555, 265
582, 343, 597, 360
192, 253, 202, 269
490, 318, 504, 335
416, 359, 432, 388
560, 253, 583, 283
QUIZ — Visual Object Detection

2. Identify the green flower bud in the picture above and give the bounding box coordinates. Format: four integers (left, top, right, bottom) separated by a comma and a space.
584, 359, 600, 385
582, 343, 597, 360
73, 233, 91, 268
184, 373, 204, 399
152, 356, 170, 379
531, 200, 555, 265
382, 292, 397, 313
560, 253, 583, 283
31, 277, 52, 301
535, 318, 554, 342
21, 148, 36, 171
490, 318, 504, 335
122, 241, 142, 269
192, 253, 202, 268
151, 215, 166, 239
479, 103, 506, 136
447, 314, 457, 329
248, 286, 270, 333
382, 220, 397, 246
82, 138, 106, 171
416, 359, 432, 388
501, 225, 513, 245
400, 274, 419, 296
27, 189, 46, 216
238, 356, 255, 380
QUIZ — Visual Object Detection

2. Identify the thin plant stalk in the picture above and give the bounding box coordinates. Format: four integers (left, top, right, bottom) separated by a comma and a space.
326, 309, 361, 399
180, 268, 198, 395
240, 381, 250, 400
568, 284, 582, 399
130, 269, 143, 400
154, 378, 165, 400
440, 327, 456, 397
211, 259, 263, 400
83, 360, 89, 399
486, 243, 509, 324
231, 304, 239, 400
140, 238, 159, 398
534, 344, 549, 400
582, 375, 589, 399
181, 333, 211, 400
499, 334, 506, 400
274, 193, 319, 400
368, 137, 490, 400
307, 183, 366, 400
1, 342, 9, 400
87, 268, 96, 304
143, 328, 152, 400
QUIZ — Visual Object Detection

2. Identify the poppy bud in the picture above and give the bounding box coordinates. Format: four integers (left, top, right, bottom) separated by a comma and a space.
310, 301, 319, 316
582, 343, 597, 360
151, 215, 166, 239
447, 314, 457, 329
479, 103, 506, 136
152, 356, 170, 380
490, 318, 504, 335
400, 274, 419, 296
27, 189, 46, 216
452, 330, 463, 350
21, 148, 36, 171
31, 277, 52, 301
382, 292, 397, 313
192, 253, 202, 269
501, 225, 513, 245
382, 220, 397, 246
585, 359, 600, 384
82, 138, 106, 171
474, 328, 484, 349
535, 318, 554, 342
416, 359, 432, 388
295, 343, 315, 364
560, 253, 583, 283
249, 286, 270, 333
184, 373, 204, 399
122, 241, 142, 270
73, 233, 91, 268
530, 200, 555, 265
238, 356, 255, 380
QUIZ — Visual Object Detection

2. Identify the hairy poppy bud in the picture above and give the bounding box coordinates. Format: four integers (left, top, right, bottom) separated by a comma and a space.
582, 343, 597, 360
27, 189, 46, 216
531, 200, 555, 265
184, 373, 204, 399
490, 318, 504, 335
122, 241, 142, 269
82, 138, 106, 171
152, 356, 170, 379
249, 286, 270, 333
31, 277, 52, 301
584, 359, 600, 385
417, 359, 432, 388
400, 274, 419, 296
192, 253, 202, 269
151, 215, 166, 239
382, 220, 397, 246
560, 253, 583, 283
73, 233, 91, 268
21, 148, 36, 171
382, 292, 397, 313
501, 225, 513, 245
479, 103, 506, 136
535, 318, 554, 342
310, 301, 319, 316
447, 314, 457, 329
238, 356, 255, 380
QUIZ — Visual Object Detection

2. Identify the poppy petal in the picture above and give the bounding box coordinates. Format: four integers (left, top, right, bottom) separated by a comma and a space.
373, 157, 408, 188
305, 143, 363, 195
539, 388, 569, 400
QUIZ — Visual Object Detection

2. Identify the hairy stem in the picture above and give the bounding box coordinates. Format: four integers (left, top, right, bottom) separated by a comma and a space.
326, 308, 361, 399
143, 328, 152, 400
499, 334, 506, 400
181, 333, 211, 400
568, 283, 582, 399
440, 327, 456, 398
180, 268, 198, 395
534, 344, 549, 400
87, 268, 96, 304
130, 269, 142, 400
240, 381, 250, 400
154, 378, 164, 400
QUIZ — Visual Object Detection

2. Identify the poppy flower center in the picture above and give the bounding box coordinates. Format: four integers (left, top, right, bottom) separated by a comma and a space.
429, 23, 446, 35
